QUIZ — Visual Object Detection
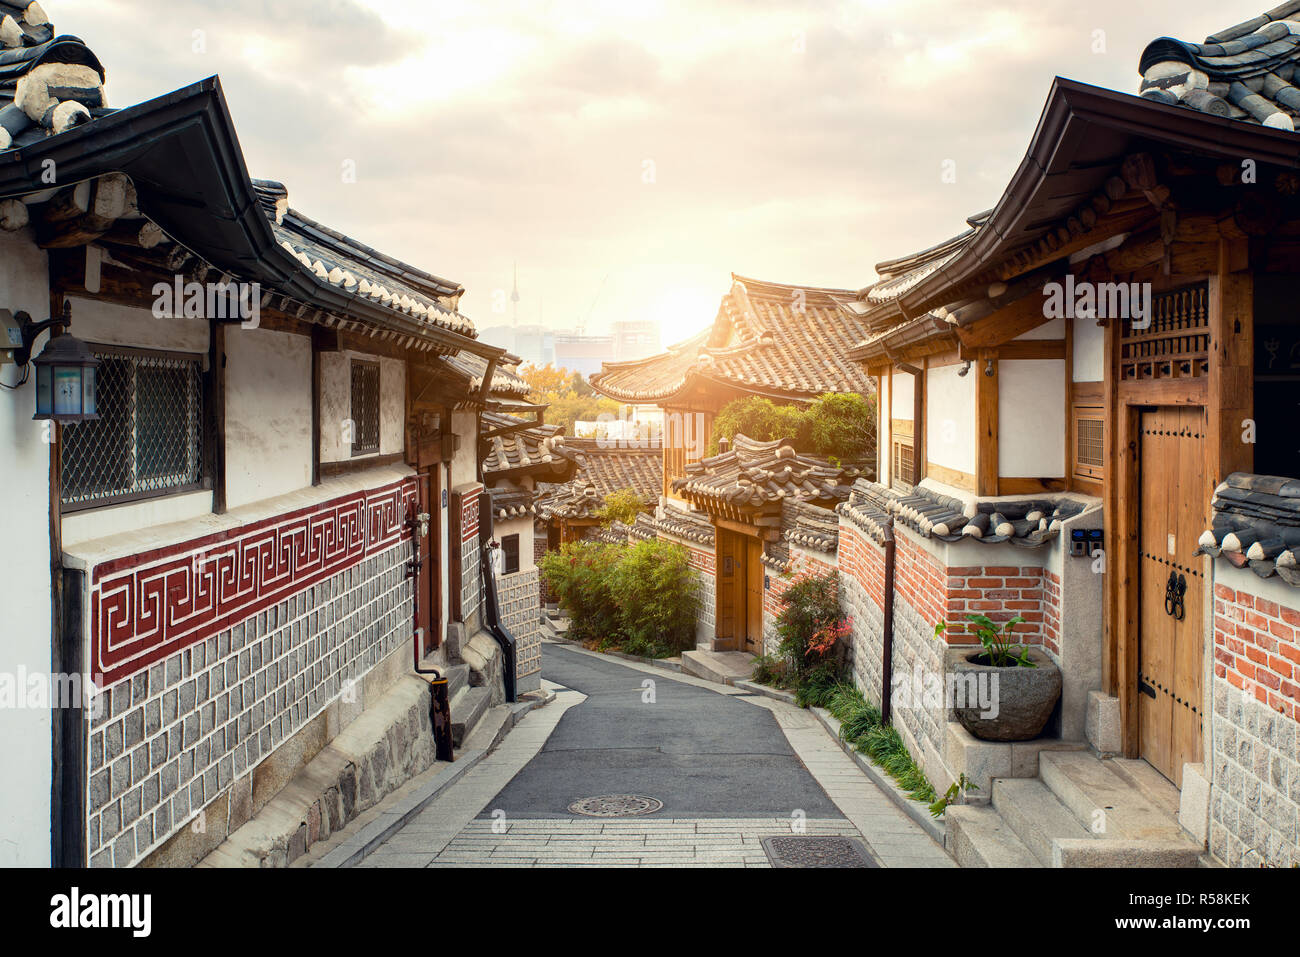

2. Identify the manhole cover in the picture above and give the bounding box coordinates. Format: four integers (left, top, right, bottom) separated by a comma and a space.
761, 836, 878, 868
567, 795, 664, 817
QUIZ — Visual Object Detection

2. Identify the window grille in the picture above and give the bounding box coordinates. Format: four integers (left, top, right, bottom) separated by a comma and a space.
502, 533, 520, 574
891, 437, 915, 491
61, 346, 204, 510
1073, 407, 1104, 481
1118, 283, 1209, 381
350, 360, 380, 456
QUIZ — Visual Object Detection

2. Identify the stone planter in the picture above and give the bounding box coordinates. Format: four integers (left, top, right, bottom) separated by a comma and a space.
944, 645, 1061, 742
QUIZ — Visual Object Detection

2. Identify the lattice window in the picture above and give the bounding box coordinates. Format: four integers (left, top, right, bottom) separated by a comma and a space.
502, 533, 520, 574
1119, 283, 1209, 382
891, 437, 915, 491
350, 360, 380, 456
61, 346, 204, 510
1073, 406, 1104, 481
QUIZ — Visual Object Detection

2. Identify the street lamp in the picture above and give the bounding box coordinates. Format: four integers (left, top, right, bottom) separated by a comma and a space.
8, 302, 100, 421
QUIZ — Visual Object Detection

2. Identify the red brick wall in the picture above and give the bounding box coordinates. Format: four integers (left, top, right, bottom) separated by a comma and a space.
686, 545, 715, 577
943, 561, 1049, 651
838, 526, 886, 610
764, 550, 838, 621
1213, 582, 1300, 721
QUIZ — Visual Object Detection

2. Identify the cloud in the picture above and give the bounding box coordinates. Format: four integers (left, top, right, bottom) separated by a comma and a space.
51, 0, 1239, 345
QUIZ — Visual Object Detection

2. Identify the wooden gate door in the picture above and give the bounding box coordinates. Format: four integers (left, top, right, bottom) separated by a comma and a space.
716, 529, 740, 649
414, 469, 440, 657
744, 537, 764, 654
1137, 406, 1205, 787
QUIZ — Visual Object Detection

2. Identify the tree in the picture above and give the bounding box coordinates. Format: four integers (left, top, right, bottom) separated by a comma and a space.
519, 363, 623, 436
708, 392, 876, 467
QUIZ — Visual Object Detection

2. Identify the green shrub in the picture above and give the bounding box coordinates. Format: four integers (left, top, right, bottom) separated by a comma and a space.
774, 572, 846, 684
611, 539, 698, 657
708, 393, 877, 469
596, 488, 648, 527
709, 397, 808, 455
539, 542, 624, 645
794, 661, 842, 708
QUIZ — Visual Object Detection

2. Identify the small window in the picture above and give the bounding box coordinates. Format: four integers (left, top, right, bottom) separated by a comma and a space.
1073, 406, 1104, 481
890, 419, 915, 492
350, 360, 380, 456
502, 534, 520, 574
61, 345, 204, 510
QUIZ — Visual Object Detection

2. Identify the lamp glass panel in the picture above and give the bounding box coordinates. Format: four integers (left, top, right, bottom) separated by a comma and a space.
35, 362, 51, 416
82, 365, 96, 416
53, 366, 81, 416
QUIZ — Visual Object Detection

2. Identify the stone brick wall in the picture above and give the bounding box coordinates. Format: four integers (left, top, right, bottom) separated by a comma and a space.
685, 543, 715, 638
1209, 575, 1300, 867
499, 567, 542, 692
458, 489, 483, 626
761, 548, 837, 658
87, 539, 413, 868
838, 525, 886, 708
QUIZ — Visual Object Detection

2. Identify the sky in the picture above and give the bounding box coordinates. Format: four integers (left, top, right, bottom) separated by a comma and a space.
57, 0, 1242, 349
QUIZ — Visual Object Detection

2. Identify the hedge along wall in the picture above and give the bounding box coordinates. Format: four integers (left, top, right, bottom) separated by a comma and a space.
1209, 565, 1300, 868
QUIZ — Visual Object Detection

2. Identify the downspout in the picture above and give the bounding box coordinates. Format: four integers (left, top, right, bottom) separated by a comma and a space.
404, 506, 452, 761
881, 517, 897, 725
477, 490, 518, 703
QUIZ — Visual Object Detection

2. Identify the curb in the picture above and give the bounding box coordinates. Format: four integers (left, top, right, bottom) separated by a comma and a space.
541, 635, 682, 672
808, 706, 948, 847
732, 679, 797, 704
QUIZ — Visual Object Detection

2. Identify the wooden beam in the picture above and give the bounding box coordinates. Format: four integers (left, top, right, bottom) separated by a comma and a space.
975, 350, 998, 496
955, 292, 1057, 349
962, 338, 1064, 361
1118, 377, 1208, 406
925, 460, 975, 491
998, 476, 1068, 494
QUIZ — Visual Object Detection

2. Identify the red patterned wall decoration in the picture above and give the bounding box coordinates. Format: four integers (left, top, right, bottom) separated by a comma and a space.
91, 479, 416, 686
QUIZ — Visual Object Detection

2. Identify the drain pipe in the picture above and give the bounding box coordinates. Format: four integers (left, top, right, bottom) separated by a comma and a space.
881, 516, 897, 725
403, 505, 452, 761
478, 490, 518, 703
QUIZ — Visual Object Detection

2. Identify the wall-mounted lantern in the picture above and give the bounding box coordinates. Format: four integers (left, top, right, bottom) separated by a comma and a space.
9, 302, 100, 422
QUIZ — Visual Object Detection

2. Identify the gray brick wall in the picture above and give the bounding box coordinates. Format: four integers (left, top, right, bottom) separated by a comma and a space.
499, 567, 542, 692
840, 569, 885, 710
888, 594, 947, 771
461, 535, 482, 626
1209, 678, 1299, 868
86, 541, 413, 868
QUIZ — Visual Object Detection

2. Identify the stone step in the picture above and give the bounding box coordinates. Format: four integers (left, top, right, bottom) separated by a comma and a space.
991, 777, 1093, 867
945, 804, 1041, 868
680, 649, 757, 686
444, 663, 470, 704
1107, 758, 1183, 820
1039, 751, 1190, 844
450, 686, 491, 748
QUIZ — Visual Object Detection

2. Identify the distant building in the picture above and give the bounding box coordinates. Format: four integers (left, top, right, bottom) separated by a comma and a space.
612, 320, 662, 362
478, 323, 554, 368
554, 333, 614, 378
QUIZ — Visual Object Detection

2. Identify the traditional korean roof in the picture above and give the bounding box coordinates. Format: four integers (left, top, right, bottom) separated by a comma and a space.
0, 4, 104, 151
564, 438, 663, 505
837, 479, 1087, 548
1138, 3, 1300, 130
487, 486, 535, 521
480, 410, 580, 483
673, 434, 858, 512
590, 275, 874, 403
254, 181, 474, 337
763, 501, 841, 571
533, 480, 604, 522
441, 351, 530, 397
0, 4, 502, 363
651, 505, 715, 546
1197, 472, 1300, 585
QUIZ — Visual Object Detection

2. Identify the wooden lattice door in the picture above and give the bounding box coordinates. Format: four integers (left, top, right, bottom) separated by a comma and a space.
1137, 406, 1206, 787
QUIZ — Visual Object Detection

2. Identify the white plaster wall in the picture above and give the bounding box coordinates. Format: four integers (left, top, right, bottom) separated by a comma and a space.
1014, 317, 1064, 340
63, 489, 212, 548
878, 373, 890, 485
925, 365, 976, 474
890, 369, 914, 420
223, 327, 312, 509
319, 352, 406, 463
998, 360, 1065, 477
449, 409, 478, 489
494, 514, 536, 573
0, 229, 54, 865
67, 294, 209, 354
1073, 315, 1105, 383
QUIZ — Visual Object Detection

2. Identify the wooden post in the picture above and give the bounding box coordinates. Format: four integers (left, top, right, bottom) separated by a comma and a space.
209, 322, 227, 514
1206, 237, 1253, 513
1102, 316, 1118, 698
976, 349, 999, 495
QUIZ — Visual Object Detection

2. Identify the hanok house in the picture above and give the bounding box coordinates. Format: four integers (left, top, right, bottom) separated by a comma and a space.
832, 5, 1300, 867
0, 7, 525, 868
479, 400, 582, 690
532, 435, 664, 548
590, 274, 876, 500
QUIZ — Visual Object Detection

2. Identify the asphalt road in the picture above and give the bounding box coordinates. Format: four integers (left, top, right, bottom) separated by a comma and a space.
475, 644, 844, 819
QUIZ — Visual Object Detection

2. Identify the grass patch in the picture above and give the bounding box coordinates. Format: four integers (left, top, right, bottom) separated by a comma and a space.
819, 680, 937, 808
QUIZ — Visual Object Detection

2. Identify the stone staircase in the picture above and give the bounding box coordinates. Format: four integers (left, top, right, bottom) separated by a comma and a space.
946, 751, 1205, 867
445, 662, 491, 748
679, 645, 757, 686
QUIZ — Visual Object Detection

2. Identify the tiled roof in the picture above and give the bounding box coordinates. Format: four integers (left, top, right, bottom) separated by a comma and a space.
1198, 472, 1300, 585
763, 501, 841, 571
1139, 2, 1300, 129
480, 410, 580, 482
591, 275, 874, 403
0, 7, 491, 355
257, 182, 475, 337
0, 5, 104, 151
838, 479, 1087, 548
442, 351, 530, 397
564, 438, 663, 505
673, 434, 859, 510
651, 505, 715, 546
534, 480, 604, 522
487, 486, 534, 521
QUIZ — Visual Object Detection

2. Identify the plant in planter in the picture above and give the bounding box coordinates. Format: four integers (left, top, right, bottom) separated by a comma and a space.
933, 613, 1062, 742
